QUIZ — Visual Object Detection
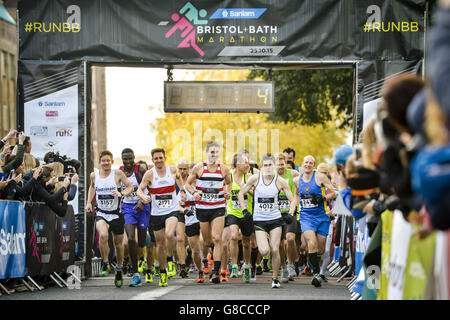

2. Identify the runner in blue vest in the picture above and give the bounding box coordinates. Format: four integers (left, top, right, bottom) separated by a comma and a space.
120, 148, 150, 287
293, 155, 336, 287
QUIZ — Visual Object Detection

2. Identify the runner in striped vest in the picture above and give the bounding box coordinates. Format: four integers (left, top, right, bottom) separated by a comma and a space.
185, 141, 232, 284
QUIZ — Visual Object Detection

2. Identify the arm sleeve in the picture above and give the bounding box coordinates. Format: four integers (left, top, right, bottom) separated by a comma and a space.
68, 184, 77, 201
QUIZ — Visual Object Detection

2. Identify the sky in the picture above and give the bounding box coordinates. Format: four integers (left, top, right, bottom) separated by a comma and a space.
105, 67, 195, 159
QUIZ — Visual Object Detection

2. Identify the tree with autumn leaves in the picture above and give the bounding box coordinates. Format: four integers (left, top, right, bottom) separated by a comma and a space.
151, 69, 349, 167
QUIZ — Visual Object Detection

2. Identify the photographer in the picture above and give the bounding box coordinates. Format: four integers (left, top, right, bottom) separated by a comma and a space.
44, 151, 81, 175
1, 131, 26, 176
1, 155, 41, 201
23, 164, 75, 217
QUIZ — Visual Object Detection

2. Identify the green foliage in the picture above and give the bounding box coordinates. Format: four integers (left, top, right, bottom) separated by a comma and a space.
247, 68, 354, 129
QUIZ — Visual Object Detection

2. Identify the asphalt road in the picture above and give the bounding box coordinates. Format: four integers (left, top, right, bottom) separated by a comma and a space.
1, 272, 351, 301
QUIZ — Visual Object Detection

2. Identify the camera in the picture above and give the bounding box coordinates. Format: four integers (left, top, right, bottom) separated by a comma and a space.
44, 152, 81, 174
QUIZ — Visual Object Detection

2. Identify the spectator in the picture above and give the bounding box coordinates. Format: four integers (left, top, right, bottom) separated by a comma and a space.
1, 155, 41, 201
1, 131, 26, 177
21, 136, 40, 171
22, 164, 73, 217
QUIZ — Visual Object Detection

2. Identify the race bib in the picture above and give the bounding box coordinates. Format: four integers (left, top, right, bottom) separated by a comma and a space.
97, 194, 116, 210
278, 195, 290, 211
300, 195, 318, 209
201, 188, 221, 202
257, 197, 275, 212
231, 195, 246, 210
155, 194, 173, 209
123, 189, 139, 202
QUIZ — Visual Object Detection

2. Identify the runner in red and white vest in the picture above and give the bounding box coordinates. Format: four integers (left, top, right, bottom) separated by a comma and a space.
137, 147, 186, 288
185, 141, 232, 284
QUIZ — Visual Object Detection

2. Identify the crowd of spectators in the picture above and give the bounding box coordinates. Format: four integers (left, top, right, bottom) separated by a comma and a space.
0, 129, 78, 218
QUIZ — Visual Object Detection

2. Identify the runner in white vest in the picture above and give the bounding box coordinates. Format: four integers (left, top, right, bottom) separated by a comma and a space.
137, 148, 185, 287
185, 141, 232, 284
86, 150, 134, 288
238, 153, 297, 288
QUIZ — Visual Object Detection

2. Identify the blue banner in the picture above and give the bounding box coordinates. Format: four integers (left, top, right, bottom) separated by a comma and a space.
0, 201, 26, 279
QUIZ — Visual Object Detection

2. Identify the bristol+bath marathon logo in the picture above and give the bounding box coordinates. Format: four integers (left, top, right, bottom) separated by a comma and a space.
161, 2, 269, 57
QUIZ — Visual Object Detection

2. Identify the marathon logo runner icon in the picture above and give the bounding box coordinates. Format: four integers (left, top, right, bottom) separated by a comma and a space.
162, 2, 274, 57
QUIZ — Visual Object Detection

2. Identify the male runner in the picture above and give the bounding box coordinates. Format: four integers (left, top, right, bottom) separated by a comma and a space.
178, 162, 205, 283
174, 159, 191, 279
137, 148, 184, 287
283, 147, 300, 172
294, 155, 336, 287
185, 141, 232, 284
226, 151, 254, 282
238, 153, 297, 288
86, 150, 134, 288
276, 153, 300, 282
120, 148, 150, 287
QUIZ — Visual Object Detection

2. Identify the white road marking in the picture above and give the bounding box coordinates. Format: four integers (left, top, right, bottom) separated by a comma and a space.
129, 285, 182, 300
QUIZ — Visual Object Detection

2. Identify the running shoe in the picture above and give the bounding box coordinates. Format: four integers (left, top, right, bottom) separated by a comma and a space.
320, 274, 328, 283
202, 259, 211, 275
287, 263, 296, 281
189, 264, 197, 273
256, 264, 263, 275
243, 265, 251, 283
230, 264, 239, 278
100, 262, 110, 277
127, 266, 134, 278
209, 273, 221, 284
159, 272, 168, 287
114, 269, 123, 288
281, 267, 289, 283
153, 266, 160, 277
167, 261, 176, 278
145, 270, 153, 283
251, 267, 257, 281
195, 272, 205, 283
220, 271, 228, 282
179, 268, 189, 279
129, 274, 142, 287
272, 278, 281, 288
137, 259, 144, 273
312, 273, 322, 288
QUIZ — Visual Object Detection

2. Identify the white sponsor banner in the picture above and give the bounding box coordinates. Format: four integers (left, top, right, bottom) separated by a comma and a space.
363, 97, 382, 128
387, 209, 412, 300
24, 85, 79, 214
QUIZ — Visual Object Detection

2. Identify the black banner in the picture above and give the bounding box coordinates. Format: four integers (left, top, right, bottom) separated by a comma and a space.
18, 0, 425, 63
56, 206, 76, 272
25, 203, 76, 276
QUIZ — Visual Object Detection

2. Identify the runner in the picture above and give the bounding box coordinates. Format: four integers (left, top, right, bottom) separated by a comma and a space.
238, 153, 297, 288
275, 153, 300, 282
294, 155, 337, 288
239, 150, 260, 280
185, 141, 232, 284
86, 150, 134, 288
119, 148, 150, 287
226, 151, 254, 283
178, 162, 205, 283
316, 162, 335, 283
174, 159, 191, 279
137, 148, 183, 287
283, 147, 300, 172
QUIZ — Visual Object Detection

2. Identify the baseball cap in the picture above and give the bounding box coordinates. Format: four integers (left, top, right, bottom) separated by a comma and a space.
333, 145, 353, 166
